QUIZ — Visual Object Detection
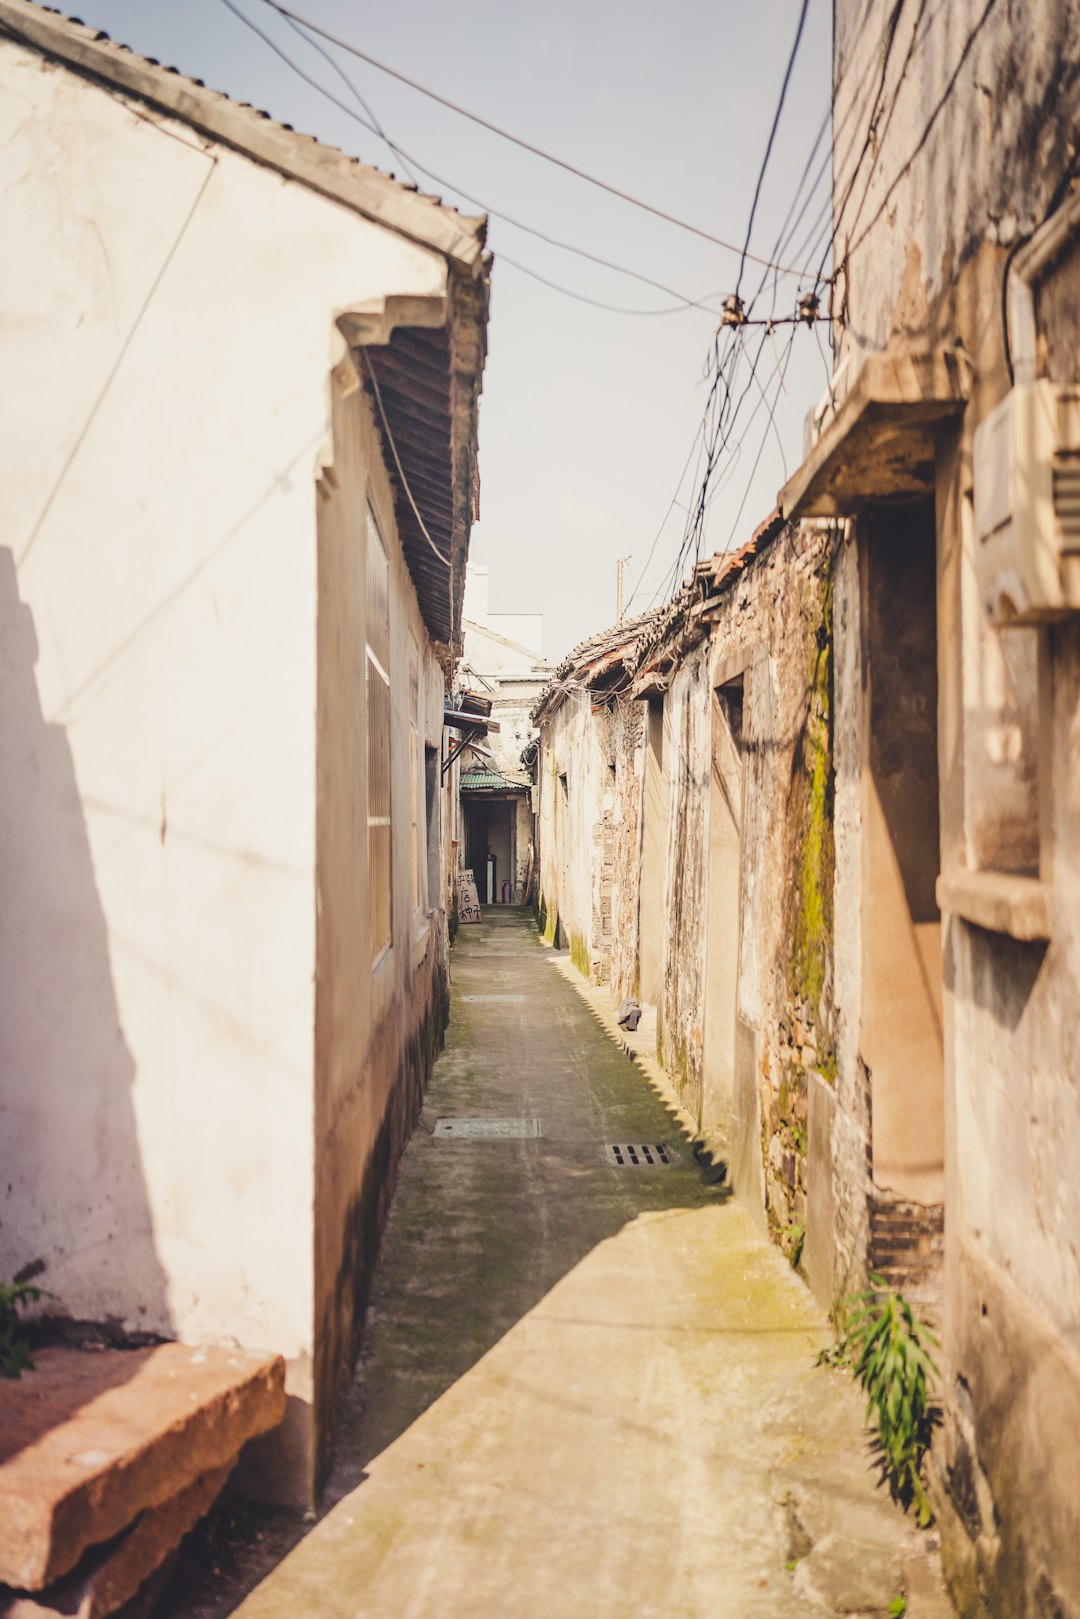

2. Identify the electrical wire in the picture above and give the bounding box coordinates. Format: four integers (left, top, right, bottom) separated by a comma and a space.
497, 254, 712, 317
816, 0, 999, 283
220, 0, 737, 318
277, 7, 417, 185
734, 0, 813, 299
253, 0, 821, 280
722, 328, 798, 547
360, 353, 453, 571
633, 0, 1003, 614
626, 117, 828, 612
844, 0, 1000, 262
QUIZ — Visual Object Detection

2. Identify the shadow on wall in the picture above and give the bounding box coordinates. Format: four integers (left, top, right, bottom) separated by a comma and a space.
0, 548, 172, 1359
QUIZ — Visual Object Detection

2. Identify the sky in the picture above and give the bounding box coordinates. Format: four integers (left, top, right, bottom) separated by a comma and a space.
69, 0, 834, 662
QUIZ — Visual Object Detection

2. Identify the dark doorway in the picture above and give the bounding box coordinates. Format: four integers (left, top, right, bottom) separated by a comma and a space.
861, 502, 944, 1205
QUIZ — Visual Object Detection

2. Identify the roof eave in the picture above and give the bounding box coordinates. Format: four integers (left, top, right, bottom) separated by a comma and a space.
0, 0, 486, 273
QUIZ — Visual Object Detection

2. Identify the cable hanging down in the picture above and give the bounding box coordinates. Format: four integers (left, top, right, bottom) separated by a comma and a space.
221, 0, 749, 318
360, 353, 453, 572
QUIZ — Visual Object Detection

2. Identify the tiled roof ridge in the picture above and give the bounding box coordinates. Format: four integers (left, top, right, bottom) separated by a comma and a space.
556, 605, 665, 674
532, 509, 793, 721
0, 0, 486, 271
529, 606, 665, 724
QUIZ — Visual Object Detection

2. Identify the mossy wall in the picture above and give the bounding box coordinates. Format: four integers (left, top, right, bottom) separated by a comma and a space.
570, 930, 590, 979
762, 564, 837, 1265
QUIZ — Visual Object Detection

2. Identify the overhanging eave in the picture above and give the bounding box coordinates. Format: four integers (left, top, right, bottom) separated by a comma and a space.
779, 351, 968, 520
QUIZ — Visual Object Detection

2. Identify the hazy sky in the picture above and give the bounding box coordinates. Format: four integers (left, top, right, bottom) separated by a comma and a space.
70, 0, 833, 661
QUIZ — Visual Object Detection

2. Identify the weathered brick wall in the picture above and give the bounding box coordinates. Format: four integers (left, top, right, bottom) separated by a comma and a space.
711, 526, 838, 1261
829, 534, 870, 1299
629, 522, 845, 1277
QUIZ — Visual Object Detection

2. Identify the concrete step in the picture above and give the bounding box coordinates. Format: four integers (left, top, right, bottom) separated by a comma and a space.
0, 1343, 284, 1612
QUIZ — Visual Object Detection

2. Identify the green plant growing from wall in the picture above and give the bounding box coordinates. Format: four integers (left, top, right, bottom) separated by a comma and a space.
0, 1278, 47, 1378
823, 1275, 939, 1526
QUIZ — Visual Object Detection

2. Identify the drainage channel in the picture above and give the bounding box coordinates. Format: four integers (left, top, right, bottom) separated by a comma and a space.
603, 1143, 678, 1167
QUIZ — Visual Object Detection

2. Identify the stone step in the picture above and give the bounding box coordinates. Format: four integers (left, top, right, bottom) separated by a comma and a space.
0, 1464, 229, 1619
0, 1344, 285, 1596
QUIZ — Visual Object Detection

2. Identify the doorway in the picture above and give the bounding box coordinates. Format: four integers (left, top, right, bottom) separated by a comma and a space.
861, 503, 944, 1206
463, 797, 517, 904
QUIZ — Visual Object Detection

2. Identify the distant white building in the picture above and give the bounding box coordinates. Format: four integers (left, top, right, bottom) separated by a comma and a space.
456, 566, 553, 903
461, 565, 553, 773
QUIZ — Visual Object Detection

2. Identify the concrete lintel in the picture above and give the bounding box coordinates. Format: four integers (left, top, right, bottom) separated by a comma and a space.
337, 294, 448, 349
710, 643, 760, 691
779, 350, 968, 520
936, 869, 1052, 942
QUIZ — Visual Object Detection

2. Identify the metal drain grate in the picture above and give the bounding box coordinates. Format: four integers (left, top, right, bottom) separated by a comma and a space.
434, 1117, 542, 1139
604, 1143, 677, 1167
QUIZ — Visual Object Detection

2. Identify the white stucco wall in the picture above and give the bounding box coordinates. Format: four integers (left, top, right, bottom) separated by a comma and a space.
537, 693, 610, 962
0, 39, 447, 1358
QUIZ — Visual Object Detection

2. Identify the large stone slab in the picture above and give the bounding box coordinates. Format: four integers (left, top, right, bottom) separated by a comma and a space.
0, 1345, 285, 1591
0, 1464, 230, 1619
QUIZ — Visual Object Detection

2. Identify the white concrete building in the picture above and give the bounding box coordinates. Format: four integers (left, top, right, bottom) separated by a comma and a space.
0, 1, 487, 1503
456, 565, 552, 902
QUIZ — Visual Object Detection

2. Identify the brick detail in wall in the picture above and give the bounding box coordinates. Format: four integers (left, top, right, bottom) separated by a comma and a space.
869, 1190, 944, 1323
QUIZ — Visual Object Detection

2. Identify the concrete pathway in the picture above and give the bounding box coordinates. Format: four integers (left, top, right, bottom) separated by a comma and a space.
231, 909, 949, 1619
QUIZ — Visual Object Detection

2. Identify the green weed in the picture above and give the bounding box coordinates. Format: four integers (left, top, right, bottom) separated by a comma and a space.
831, 1275, 940, 1525
0, 1278, 47, 1378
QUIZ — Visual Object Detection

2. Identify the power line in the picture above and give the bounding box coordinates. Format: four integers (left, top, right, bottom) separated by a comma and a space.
632, 0, 996, 614
497, 255, 710, 317
815, 0, 999, 284
734, 0, 813, 299
220, 0, 741, 318
253, 0, 821, 280
722, 328, 798, 547
277, 7, 417, 186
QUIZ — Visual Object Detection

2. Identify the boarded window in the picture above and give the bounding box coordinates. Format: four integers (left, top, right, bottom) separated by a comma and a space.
367, 506, 391, 961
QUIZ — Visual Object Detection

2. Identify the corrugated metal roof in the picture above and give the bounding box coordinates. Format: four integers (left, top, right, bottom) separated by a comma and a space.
460, 767, 531, 792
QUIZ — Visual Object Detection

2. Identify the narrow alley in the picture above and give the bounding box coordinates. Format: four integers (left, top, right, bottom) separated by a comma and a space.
227, 909, 947, 1619
5, 7, 1080, 1615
